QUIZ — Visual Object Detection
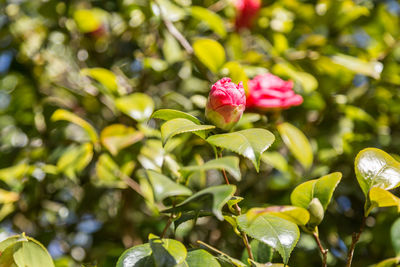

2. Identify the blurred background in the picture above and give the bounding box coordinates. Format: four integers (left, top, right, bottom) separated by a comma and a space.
1, 0, 400, 266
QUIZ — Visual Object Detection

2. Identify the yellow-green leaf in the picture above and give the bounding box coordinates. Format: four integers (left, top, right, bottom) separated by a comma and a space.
277, 122, 313, 170
51, 109, 98, 143
193, 39, 225, 73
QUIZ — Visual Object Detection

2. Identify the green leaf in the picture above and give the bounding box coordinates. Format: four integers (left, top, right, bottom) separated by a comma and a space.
161, 118, 215, 145
206, 129, 275, 172
100, 124, 144, 155
180, 156, 241, 181
51, 109, 98, 143
116, 243, 153, 267
242, 239, 273, 264
248, 261, 286, 267
0, 234, 55, 267
163, 31, 184, 64
237, 214, 300, 264
277, 122, 313, 170
57, 143, 93, 181
115, 93, 155, 122
13, 238, 55, 267
186, 249, 221, 267
290, 172, 342, 211
355, 148, 400, 196
272, 63, 318, 93
151, 109, 201, 124
162, 185, 236, 220
261, 152, 289, 173
331, 53, 383, 79
146, 170, 192, 202
81, 68, 118, 94
246, 206, 310, 226
197, 241, 246, 267
366, 187, 400, 215
193, 39, 225, 73
149, 234, 187, 266
391, 217, 400, 256
0, 235, 21, 252
190, 7, 226, 38
94, 154, 127, 188
374, 257, 400, 267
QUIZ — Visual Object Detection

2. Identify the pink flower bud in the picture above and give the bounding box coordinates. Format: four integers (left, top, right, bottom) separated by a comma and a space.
235, 0, 261, 30
246, 73, 303, 110
205, 78, 246, 131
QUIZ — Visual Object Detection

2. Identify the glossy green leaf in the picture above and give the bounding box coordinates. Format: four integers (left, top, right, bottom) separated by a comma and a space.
180, 156, 241, 181
51, 109, 98, 143
146, 170, 192, 202
290, 172, 342, 211
246, 206, 310, 226
191, 7, 226, 38
115, 93, 155, 122
156, 0, 186, 22
355, 148, 400, 196
163, 185, 236, 220
366, 187, 400, 215
237, 214, 300, 264
151, 109, 201, 124
149, 234, 187, 266
81, 68, 118, 93
391, 217, 400, 256
161, 118, 215, 145
0, 164, 30, 187
277, 122, 313, 170
193, 39, 225, 73
206, 129, 275, 172
116, 243, 153, 267
374, 257, 400, 267
186, 249, 221, 267
100, 124, 144, 155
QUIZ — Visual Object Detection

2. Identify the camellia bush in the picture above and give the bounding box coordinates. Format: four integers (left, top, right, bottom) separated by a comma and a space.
1, 0, 400, 267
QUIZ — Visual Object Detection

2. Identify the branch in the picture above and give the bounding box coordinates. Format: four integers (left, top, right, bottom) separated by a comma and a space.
155, 0, 193, 54
345, 216, 366, 267
219, 153, 253, 260
313, 232, 328, 267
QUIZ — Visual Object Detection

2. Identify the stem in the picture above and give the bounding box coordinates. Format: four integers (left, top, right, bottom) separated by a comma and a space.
154, 0, 193, 55
312, 232, 328, 267
161, 215, 173, 238
345, 216, 366, 267
219, 152, 253, 260
121, 175, 144, 197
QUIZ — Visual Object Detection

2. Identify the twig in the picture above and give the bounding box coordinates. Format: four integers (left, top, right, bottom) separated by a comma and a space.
345, 216, 366, 267
312, 232, 328, 267
154, 0, 193, 54
161, 215, 173, 238
122, 175, 144, 197
219, 153, 253, 260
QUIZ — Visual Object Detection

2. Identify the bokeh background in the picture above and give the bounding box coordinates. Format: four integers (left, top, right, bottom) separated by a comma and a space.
1, 0, 400, 266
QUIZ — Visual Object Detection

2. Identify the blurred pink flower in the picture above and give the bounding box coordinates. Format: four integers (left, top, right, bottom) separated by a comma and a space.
246, 73, 303, 110
235, 0, 261, 29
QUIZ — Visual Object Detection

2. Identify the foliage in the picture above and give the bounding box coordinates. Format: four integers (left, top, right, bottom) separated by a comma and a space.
1, 0, 400, 267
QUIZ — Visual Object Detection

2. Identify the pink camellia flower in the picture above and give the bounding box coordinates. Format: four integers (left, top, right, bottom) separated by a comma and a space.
235, 0, 261, 30
246, 73, 303, 110
205, 78, 246, 131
